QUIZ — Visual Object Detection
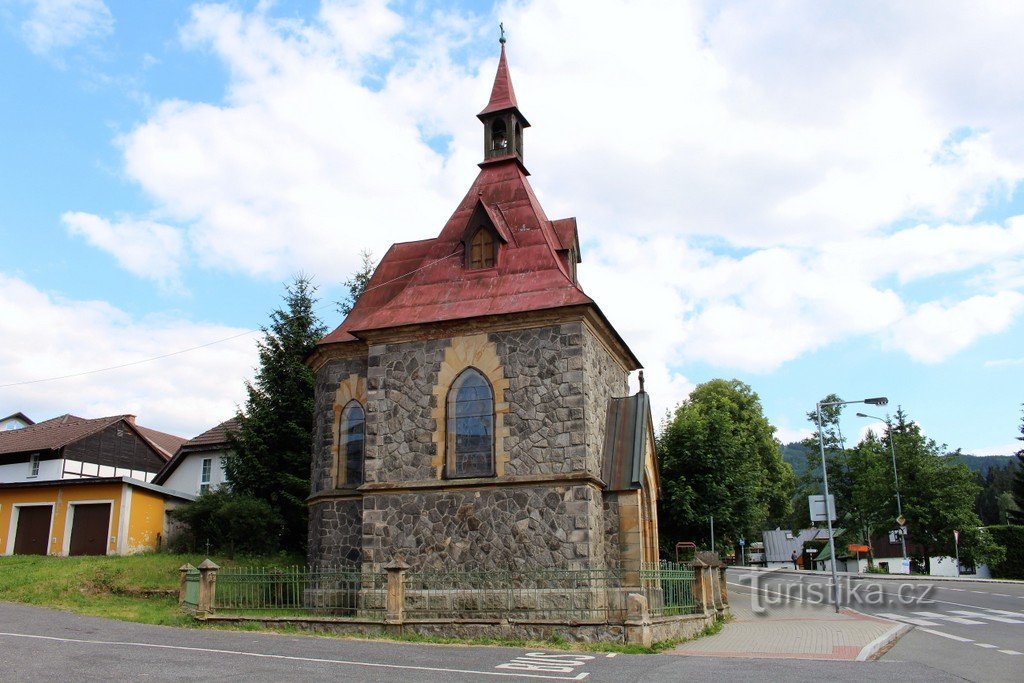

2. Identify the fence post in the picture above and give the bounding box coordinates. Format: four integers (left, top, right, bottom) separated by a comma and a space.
624, 593, 651, 647
718, 566, 729, 608
197, 559, 220, 619
384, 557, 409, 631
690, 559, 709, 614
179, 563, 195, 607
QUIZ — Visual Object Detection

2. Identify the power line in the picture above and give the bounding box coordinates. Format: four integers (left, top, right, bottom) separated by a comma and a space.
0, 248, 461, 390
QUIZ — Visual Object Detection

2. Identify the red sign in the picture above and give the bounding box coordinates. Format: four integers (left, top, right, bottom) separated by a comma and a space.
847, 544, 870, 553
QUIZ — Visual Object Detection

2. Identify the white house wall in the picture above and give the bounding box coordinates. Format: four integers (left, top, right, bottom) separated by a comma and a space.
163, 450, 229, 496
0, 458, 62, 483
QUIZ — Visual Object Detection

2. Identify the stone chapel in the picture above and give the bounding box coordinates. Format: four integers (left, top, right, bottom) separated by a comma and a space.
306, 39, 660, 575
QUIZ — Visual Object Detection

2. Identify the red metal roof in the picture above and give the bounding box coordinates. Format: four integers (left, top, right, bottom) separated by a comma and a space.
319, 158, 594, 344
478, 43, 521, 118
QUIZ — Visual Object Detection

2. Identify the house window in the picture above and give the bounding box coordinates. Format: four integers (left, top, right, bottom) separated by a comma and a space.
446, 368, 494, 478
469, 229, 496, 269
340, 400, 365, 487
29, 453, 40, 477
200, 458, 212, 494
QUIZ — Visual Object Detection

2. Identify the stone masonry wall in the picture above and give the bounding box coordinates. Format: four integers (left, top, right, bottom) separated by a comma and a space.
365, 339, 450, 484
310, 356, 367, 495
360, 483, 603, 570
308, 497, 363, 566
582, 328, 629, 477
492, 323, 586, 476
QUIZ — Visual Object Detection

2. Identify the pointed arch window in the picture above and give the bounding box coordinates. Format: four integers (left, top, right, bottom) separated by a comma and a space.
469, 229, 496, 269
339, 400, 365, 487
446, 368, 495, 478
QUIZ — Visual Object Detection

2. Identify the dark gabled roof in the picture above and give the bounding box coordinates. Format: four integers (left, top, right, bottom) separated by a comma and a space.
135, 425, 188, 459
0, 413, 182, 462
153, 417, 240, 485
601, 392, 657, 492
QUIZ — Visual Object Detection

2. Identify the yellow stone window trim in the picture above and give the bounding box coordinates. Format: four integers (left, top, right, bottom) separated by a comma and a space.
331, 373, 366, 488
430, 334, 510, 478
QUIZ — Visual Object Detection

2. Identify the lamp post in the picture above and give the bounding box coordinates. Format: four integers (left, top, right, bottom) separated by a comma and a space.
856, 411, 908, 567
816, 396, 888, 612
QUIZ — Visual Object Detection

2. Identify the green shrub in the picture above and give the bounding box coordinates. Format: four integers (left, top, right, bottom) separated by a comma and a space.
168, 490, 285, 556
986, 525, 1024, 579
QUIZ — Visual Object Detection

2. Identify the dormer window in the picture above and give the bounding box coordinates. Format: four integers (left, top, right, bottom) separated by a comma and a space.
469, 229, 496, 269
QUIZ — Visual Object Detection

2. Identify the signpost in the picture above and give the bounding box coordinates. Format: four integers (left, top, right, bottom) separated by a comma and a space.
954, 529, 960, 578
808, 494, 837, 522
739, 537, 745, 566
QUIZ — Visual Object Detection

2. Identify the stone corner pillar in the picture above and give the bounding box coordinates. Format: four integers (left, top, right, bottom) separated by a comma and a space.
384, 557, 410, 629
624, 592, 651, 647
197, 559, 220, 617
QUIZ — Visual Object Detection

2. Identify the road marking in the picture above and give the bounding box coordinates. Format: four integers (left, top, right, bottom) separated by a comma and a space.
605, 654, 617, 658
0, 633, 589, 681
971, 591, 987, 594
495, 653, 594, 676
998, 650, 1022, 656
875, 613, 939, 627
975, 643, 998, 649
992, 593, 1011, 597
947, 610, 1024, 624
911, 611, 985, 625
985, 609, 1024, 618
918, 628, 973, 643
945, 588, 966, 592
726, 581, 814, 605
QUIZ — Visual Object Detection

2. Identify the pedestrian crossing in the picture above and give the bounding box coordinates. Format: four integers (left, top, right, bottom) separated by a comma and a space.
876, 609, 1024, 627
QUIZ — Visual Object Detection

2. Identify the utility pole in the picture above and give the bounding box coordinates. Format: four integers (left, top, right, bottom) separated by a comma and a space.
710, 515, 715, 553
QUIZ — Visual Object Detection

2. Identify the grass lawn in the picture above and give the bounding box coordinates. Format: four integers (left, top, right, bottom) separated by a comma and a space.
0, 553, 301, 627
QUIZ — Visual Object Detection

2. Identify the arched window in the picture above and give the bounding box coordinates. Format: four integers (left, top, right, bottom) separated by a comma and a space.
468, 229, 496, 269
446, 368, 494, 478
491, 118, 507, 150
339, 400, 365, 487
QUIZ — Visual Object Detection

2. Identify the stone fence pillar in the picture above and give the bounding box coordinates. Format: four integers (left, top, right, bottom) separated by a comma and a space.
178, 563, 195, 607
197, 559, 219, 618
385, 558, 410, 629
624, 593, 651, 646
718, 567, 729, 608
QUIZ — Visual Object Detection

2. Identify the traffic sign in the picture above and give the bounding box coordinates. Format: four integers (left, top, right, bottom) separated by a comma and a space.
739, 538, 745, 547
896, 515, 906, 526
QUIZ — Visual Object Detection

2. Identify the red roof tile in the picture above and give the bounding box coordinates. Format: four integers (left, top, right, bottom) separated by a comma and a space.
0, 413, 182, 462
136, 425, 188, 459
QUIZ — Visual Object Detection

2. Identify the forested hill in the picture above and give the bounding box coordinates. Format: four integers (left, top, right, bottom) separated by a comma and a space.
779, 442, 1015, 478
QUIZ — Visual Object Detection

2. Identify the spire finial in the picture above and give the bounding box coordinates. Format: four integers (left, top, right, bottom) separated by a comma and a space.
638, 370, 645, 393
499, 22, 506, 44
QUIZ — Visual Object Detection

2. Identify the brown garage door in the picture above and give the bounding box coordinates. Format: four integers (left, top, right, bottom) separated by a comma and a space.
68, 503, 111, 556
13, 505, 52, 555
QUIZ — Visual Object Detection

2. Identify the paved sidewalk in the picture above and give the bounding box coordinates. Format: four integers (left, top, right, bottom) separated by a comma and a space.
668, 590, 905, 660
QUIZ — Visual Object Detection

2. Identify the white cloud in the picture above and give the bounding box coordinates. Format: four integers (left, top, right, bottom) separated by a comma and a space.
968, 443, 1020, 457
0, 273, 255, 437
21, 0, 113, 55
66, 0, 1024, 386
887, 292, 1024, 363
62, 212, 187, 291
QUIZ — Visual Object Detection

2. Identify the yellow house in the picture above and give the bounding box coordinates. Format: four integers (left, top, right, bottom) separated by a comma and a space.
0, 477, 194, 556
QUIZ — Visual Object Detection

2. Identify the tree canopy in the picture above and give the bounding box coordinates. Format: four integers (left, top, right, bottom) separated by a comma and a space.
338, 250, 375, 316
224, 276, 327, 552
1014, 407, 1024, 519
657, 379, 795, 552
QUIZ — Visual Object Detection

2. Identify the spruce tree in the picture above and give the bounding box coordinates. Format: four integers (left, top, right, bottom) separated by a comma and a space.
225, 276, 327, 552
1014, 407, 1024, 517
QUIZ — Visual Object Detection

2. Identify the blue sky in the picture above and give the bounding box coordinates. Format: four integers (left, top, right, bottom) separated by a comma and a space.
0, 0, 1022, 455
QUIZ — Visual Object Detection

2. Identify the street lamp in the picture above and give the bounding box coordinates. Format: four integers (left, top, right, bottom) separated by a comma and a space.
856, 411, 908, 568
816, 396, 887, 612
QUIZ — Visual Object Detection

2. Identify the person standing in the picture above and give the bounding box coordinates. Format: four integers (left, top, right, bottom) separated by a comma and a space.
791, 550, 799, 570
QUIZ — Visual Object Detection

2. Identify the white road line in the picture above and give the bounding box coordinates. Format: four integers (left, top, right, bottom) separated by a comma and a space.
992, 593, 1011, 597
985, 609, 1024, 618
0, 633, 589, 681
946, 588, 966, 592
605, 654, 617, 658
918, 628, 973, 643
971, 591, 987, 594
875, 613, 939, 627
998, 650, 1023, 656
911, 611, 985, 625
975, 644, 998, 649
725, 581, 814, 605
948, 610, 1024, 624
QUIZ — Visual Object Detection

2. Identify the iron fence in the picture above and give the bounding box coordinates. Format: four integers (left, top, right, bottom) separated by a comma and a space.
212, 564, 387, 617
640, 561, 699, 616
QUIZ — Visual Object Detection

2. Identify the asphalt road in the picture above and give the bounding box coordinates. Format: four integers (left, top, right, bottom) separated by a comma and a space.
0, 601, 953, 682
727, 567, 1024, 682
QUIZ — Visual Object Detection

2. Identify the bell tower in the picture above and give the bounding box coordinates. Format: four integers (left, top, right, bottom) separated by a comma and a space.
478, 26, 530, 165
